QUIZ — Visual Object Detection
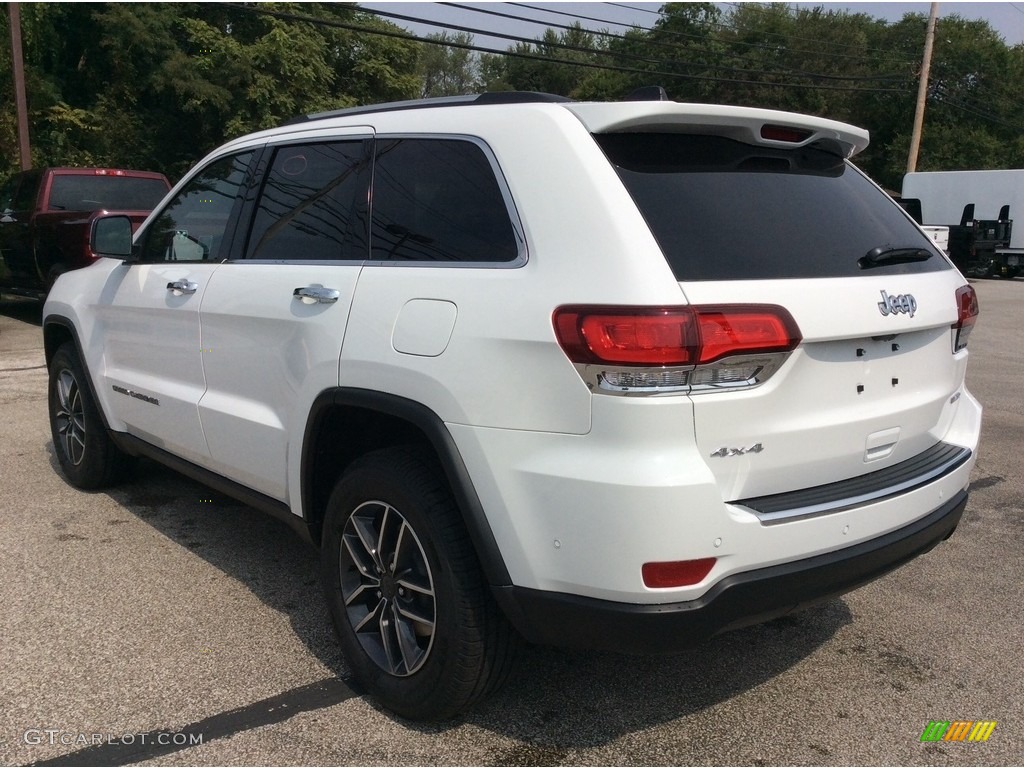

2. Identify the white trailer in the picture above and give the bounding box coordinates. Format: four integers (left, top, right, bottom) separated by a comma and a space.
903, 169, 1022, 276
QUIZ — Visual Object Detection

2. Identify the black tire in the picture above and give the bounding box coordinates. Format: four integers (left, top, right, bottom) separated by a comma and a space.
321, 447, 517, 720
48, 342, 131, 489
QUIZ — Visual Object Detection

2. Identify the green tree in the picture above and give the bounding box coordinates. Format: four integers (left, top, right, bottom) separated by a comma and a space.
0, 2, 421, 183
418, 31, 478, 97
496, 24, 604, 97
5, 2, 1024, 192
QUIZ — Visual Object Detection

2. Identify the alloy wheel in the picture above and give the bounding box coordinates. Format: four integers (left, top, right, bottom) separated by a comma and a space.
55, 369, 86, 466
339, 501, 436, 676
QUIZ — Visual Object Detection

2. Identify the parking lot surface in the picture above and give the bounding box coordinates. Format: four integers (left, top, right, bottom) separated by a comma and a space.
1, 281, 1021, 766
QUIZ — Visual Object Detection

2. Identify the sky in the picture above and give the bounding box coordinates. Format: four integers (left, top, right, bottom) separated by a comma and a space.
357, 1, 1024, 49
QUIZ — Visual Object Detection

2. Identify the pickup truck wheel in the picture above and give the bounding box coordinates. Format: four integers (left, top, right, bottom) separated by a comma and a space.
48, 343, 130, 489
321, 447, 517, 720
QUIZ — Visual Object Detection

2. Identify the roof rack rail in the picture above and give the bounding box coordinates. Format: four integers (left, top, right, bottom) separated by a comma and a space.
625, 85, 669, 101
282, 91, 573, 126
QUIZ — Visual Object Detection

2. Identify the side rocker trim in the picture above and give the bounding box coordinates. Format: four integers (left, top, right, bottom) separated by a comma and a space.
107, 432, 311, 545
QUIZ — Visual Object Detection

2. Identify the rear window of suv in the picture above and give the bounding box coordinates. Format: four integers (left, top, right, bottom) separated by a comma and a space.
48, 175, 168, 212
596, 133, 950, 281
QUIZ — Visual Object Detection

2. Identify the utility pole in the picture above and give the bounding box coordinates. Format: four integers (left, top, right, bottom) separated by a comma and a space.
8, 2, 31, 170
907, 2, 939, 174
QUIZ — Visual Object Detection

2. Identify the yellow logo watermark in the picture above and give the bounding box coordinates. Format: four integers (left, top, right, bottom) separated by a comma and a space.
920, 720, 996, 742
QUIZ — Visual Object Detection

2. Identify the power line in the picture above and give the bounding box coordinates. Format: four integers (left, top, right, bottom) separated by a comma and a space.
607, 3, 663, 16
933, 90, 1024, 130
226, 3, 913, 94
629, 0, 922, 61
436, 2, 909, 83
929, 84, 1024, 130
507, 2, 920, 68
928, 61, 1024, 115
440, 2, 910, 83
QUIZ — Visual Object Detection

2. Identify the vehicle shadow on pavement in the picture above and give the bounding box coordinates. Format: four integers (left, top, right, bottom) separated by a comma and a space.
0, 297, 44, 326
467, 600, 850, 754
46, 450, 851, 757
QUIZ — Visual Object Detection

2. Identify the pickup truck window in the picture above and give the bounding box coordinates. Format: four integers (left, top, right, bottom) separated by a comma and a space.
47, 175, 169, 212
0, 176, 18, 212
9, 171, 41, 212
139, 152, 254, 263
246, 141, 370, 261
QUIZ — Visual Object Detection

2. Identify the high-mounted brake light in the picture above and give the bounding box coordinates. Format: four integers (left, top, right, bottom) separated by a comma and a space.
760, 124, 813, 143
553, 305, 801, 395
952, 284, 979, 353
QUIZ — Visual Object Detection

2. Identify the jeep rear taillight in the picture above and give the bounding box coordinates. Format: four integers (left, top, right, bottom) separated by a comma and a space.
553, 307, 699, 366
553, 305, 801, 395
953, 284, 979, 353
694, 307, 801, 364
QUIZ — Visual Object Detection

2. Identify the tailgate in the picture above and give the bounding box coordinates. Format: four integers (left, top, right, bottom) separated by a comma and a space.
592, 128, 971, 500
680, 273, 969, 500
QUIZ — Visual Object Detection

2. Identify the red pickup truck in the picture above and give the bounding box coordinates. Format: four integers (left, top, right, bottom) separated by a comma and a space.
0, 167, 170, 298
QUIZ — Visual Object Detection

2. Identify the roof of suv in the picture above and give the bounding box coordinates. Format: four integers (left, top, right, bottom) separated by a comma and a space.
281, 90, 869, 159
283, 91, 573, 125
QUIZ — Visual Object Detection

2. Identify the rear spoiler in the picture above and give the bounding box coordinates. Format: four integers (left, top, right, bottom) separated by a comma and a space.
564, 102, 869, 159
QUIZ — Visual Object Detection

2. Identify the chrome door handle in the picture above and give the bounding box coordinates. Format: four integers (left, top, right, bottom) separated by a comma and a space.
167, 280, 198, 295
293, 286, 340, 304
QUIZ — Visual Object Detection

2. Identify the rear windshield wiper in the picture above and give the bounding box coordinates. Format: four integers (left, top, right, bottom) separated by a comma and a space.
859, 246, 933, 269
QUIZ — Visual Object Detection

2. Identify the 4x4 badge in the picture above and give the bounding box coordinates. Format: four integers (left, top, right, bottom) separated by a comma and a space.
710, 443, 763, 458
878, 290, 917, 318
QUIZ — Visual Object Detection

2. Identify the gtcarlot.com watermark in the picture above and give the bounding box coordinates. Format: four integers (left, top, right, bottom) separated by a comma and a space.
23, 729, 203, 748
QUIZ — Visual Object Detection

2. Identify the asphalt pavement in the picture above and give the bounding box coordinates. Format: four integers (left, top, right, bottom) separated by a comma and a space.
0, 281, 1020, 766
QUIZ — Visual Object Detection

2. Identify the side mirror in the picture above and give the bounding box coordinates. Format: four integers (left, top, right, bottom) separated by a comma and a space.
91, 215, 134, 259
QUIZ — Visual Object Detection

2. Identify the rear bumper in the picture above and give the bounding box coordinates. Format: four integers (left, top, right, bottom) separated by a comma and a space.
493, 489, 967, 654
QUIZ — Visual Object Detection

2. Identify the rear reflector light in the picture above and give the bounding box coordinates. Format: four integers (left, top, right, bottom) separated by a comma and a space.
760, 124, 813, 143
642, 558, 716, 588
553, 305, 800, 367
952, 284, 979, 352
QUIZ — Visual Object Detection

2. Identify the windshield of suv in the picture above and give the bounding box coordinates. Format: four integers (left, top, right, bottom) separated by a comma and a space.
596, 133, 949, 281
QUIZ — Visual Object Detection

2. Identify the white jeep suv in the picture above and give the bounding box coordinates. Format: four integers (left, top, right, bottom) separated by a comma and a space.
43, 91, 982, 720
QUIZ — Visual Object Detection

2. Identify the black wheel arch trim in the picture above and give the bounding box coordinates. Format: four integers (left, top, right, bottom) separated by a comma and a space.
42, 315, 116, 434
301, 388, 512, 586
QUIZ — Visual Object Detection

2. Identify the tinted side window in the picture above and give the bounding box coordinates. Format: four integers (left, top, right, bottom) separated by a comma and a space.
371, 139, 518, 263
247, 141, 370, 261
597, 133, 949, 281
9, 171, 41, 212
0, 176, 18, 212
140, 152, 253, 263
